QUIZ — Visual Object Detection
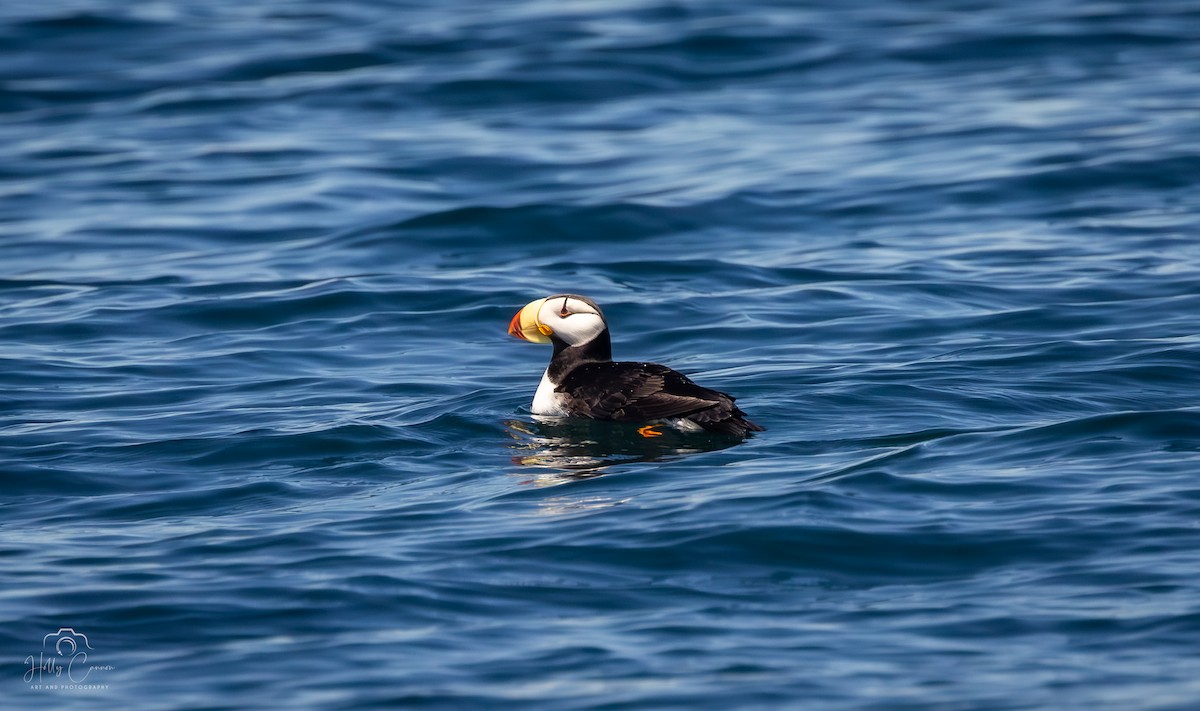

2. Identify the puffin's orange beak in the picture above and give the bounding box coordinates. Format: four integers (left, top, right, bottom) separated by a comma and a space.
508, 298, 553, 344
508, 310, 526, 340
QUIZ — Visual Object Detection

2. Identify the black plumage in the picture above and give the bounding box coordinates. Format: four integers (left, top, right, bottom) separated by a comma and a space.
541, 313, 763, 437
557, 360, 765, 437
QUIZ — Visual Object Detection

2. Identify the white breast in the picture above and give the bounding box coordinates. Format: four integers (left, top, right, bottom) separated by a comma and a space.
531, 369, 567, 416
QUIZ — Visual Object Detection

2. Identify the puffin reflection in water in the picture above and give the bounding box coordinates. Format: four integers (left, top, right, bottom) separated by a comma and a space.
508, 294, 764, 438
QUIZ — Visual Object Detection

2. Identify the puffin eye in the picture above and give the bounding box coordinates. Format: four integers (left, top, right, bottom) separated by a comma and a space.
559, 308, 571, 317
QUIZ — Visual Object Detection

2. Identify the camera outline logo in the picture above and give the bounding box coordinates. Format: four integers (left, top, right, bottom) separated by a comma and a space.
44, 628, 93, 657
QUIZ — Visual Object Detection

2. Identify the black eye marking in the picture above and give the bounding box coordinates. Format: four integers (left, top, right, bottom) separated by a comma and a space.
560, 296, 571, 317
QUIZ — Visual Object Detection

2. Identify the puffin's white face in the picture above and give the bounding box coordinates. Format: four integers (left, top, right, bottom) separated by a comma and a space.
508, 294, 607, 347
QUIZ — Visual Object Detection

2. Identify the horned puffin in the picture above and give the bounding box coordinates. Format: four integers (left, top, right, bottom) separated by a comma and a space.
508, 294, 764, 437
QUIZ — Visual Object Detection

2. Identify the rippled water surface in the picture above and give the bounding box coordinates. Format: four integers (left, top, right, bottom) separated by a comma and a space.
4, 1, 1200, 708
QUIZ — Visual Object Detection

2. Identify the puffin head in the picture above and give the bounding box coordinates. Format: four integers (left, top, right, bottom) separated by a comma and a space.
508, 294, 608, 348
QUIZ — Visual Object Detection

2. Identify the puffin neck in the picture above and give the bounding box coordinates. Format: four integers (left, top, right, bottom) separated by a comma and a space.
548, 330, 611, 380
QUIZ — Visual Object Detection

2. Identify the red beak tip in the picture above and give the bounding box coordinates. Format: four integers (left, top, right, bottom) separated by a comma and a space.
508, 313, 525, 339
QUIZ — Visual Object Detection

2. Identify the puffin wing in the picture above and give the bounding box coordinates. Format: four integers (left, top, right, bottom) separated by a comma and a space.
558, 362, 723, 422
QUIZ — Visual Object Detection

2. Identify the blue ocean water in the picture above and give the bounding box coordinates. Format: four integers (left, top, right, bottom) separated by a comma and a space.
3, 0, 1200, 708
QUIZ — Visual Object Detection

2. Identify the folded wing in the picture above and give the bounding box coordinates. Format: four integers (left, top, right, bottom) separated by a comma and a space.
558, 362, 763, 436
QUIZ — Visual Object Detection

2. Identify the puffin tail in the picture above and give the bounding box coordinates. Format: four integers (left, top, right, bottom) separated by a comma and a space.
698, 411, 765, 438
